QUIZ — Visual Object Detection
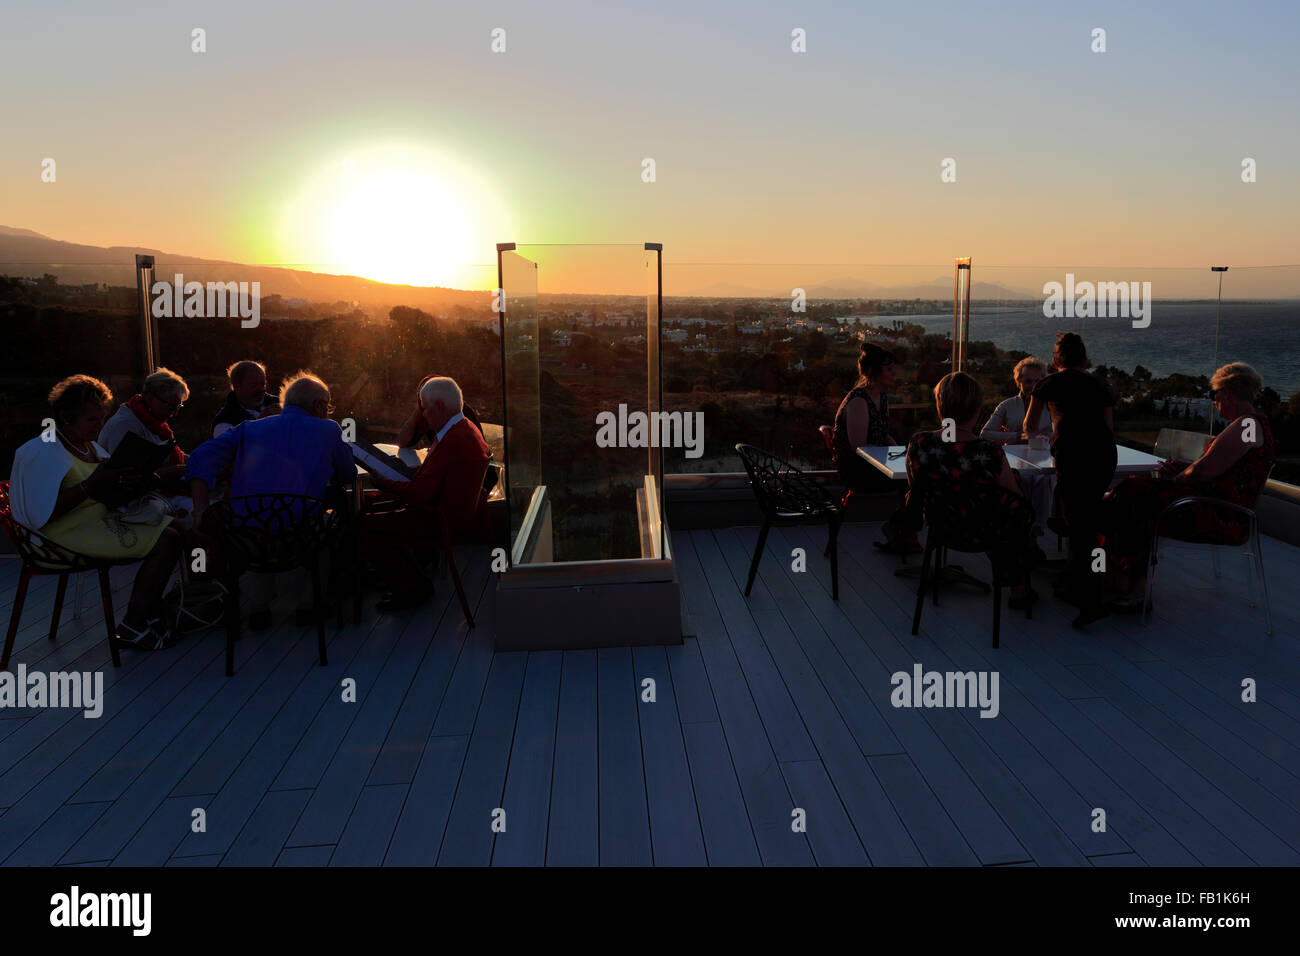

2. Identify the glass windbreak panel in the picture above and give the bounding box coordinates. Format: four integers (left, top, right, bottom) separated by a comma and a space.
659, 263, 953, 475
0, 262, 146, 480
508, 243, 652, 563
500, 249, 542, 551
1221, 266, 1300, 485
645, 246, 664, 559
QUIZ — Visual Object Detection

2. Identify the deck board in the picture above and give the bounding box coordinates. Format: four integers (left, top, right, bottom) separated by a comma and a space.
223, 789, 314, 866
2, 518, 1297, 866
544, 650, 599, 866
491, 650, 561, 867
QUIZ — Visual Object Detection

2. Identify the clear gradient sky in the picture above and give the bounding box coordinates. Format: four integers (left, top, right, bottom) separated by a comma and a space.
3, 0, 1298, 289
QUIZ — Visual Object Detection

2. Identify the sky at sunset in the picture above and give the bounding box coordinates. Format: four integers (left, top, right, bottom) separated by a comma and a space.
3, 0, 1299, 291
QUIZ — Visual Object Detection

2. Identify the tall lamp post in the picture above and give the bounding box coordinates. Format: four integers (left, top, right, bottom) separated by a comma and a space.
135, 254, 157, 374
952, 257, 972, 372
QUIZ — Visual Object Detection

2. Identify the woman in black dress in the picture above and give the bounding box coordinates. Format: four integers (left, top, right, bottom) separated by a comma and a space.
832, 344, 913, 550
1023, 332, 1116, 627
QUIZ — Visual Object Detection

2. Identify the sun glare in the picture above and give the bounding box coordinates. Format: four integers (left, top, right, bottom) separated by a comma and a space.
280, 144, 509, 289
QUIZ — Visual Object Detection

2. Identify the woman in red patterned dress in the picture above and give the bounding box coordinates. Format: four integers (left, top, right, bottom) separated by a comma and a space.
1099, 362, 1276, 612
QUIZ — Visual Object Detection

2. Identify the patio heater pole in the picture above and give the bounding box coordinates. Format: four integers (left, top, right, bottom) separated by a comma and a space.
135, 254, 157, 375
952, 257, 972, 372
1210, 266, 1228, 435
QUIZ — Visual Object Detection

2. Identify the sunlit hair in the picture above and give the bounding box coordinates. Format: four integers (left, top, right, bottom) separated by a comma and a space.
1053, 332, 1088, 369
419, 376, 463, 412
226, 359, 266, 387
934, 371, 983, 424
48, 374, 112, 424
1210, 362, 1263, 402
857, 343, 895, 384
1012, 356, 1047, 385
280, 371, 330, 410
144, 367, 189, 402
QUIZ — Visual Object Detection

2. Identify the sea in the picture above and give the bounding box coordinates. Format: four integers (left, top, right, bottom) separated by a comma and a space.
845, 301, 1300, 399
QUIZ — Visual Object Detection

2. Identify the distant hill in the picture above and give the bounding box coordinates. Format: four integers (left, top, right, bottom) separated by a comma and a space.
0, 229, 491, 313
0, 226, 50, 240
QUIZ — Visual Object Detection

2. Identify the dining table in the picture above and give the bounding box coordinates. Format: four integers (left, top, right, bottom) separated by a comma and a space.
855, 441, 1165, 587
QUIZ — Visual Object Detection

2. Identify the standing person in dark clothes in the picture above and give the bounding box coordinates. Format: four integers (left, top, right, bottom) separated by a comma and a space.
1023, 332, 1116, 628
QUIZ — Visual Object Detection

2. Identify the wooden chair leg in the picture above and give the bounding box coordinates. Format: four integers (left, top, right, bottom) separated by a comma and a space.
224, 574, 241, 677
310, 559, 329, 667
443, 526, 474, 627
745, 514, 773, 597
98, 566, 121, 668
2, 569, 33, 670
912, 537, 934, 635
49, 573, 69, 642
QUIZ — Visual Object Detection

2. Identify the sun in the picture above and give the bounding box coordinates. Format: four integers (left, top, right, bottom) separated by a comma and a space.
280, 143, 510, 288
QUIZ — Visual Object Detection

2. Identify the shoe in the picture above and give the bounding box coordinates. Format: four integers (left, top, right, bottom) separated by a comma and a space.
115, 618, 170, 652
1033, 546, 1068, 570
376, 591, 432, 613
1108, 595, 1149, 615
1071, 604, 1110, 629
1007, 586, 1038, 610
248, 608, 273, 632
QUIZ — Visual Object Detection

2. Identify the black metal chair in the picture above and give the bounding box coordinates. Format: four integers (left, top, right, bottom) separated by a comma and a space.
912, 483, 1035, 648
1, 480, 134, 670
212, 493, 345, 676
736, 443, 842, 600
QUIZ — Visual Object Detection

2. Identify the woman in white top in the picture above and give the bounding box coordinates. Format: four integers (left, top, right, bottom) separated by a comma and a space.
981, 357, 1051, 443
981, 357, 1055, 553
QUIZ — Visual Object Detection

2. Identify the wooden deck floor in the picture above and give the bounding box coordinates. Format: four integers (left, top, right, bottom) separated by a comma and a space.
1, 521, 1298, 866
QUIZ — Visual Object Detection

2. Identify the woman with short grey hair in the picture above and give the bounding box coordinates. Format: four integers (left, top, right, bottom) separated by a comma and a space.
98, 366, 190, 482
97, 366, 193, 528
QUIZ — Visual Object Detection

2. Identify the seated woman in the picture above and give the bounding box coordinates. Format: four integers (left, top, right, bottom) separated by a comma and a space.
9, 375, 183, 650
832, 344, 915, 551
1099, 362, 1276, 612
98, 367, 193, 526
981, 356, 1055, 549
900, 372, 1036, 606
981, 357, 1050, 443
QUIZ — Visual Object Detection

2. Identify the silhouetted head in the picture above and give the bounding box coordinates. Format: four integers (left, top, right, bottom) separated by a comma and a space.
1052, 332, 1089, 370
1210, 361, 1262, 419
280, 371, 333, 419
858, 343, 896, 387
142, 367, 189, 421
933, 371, 983, 429
419, 376, 463, 434
227, 359, 269, 409
49, 374, 112, 444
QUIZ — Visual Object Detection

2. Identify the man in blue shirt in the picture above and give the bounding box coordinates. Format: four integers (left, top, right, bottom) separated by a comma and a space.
187, 372, 356, 629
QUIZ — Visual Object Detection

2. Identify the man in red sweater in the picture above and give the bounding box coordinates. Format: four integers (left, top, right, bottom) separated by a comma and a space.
362, 376, 491, 611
